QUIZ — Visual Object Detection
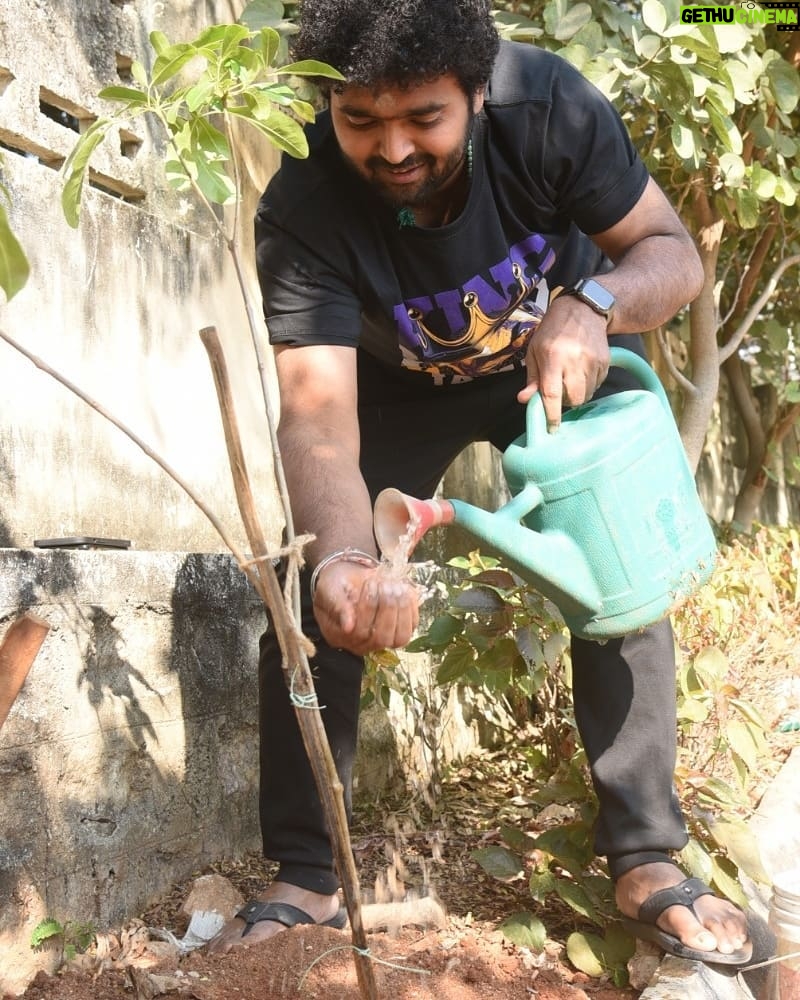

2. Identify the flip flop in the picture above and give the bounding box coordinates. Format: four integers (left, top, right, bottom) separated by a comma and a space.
236, 900, 348, 938
620, 876, 755, 966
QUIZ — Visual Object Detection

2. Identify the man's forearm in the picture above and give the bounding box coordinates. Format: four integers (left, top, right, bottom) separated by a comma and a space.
600, 231, 704, 336
278, 421, 377, 568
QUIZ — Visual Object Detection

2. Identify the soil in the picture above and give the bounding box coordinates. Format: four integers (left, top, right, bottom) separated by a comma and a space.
8, 545, 799, 1000
5, 749, 647, 1000
16, 921, 635, 1000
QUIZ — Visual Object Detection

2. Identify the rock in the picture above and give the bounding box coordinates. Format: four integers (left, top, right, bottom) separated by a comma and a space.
627, 941, 662, 990
181, 873, 243, 920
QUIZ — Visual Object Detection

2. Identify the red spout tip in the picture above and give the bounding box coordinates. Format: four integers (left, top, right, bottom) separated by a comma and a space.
373, 488, 454, 558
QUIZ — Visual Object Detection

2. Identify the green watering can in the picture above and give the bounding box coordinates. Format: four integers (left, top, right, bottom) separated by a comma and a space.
373, 347, 717, 640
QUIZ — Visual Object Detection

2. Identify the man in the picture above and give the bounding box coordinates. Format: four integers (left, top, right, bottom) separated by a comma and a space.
210, 0, 753, 964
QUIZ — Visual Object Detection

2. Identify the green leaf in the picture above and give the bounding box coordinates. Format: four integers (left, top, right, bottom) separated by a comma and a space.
493, 10, 543, 43
98, 85, 148, 107
150, 30, 170, 56
500, 824, 537, 853
692, 646, 728, 685
240, 0, 286, 31
257, 82, 298, 106
195, 23, 251, 53
719, 152, 746, 186
471, 569, 518, 590
555, 879, 601, 925
678, 836, 714, 882
710, 109, 743, 155
707, 818, 772, 883
543, 632, 568, 667
60, 118, 114, 227
191, 116, 231, 160
641, 0, 667, 35
678, 697, 709, 723
529, 869, 557, 902
453, 586, 506, 613
766, 58, 800, 114
552, 2, 592, 41
693, 774, 741, 809
131, 60, 148, 88
228, 104, 308, 158
256, 27, 282, 68
193, 158, 236, 204
713, 21, 752, 55
151, 43, 197, 88
414, 613, 463, 651
0, 200, 30, 301
500, 911, 547, 950
750, 163, 777, 200
733, 188, 760, 228
727, 59, 760, 105
671, 122, 699, 163
471, 845, 523, 881
185, 78, 217, 113
725, 718, 759, 772
436, 644, 476, 684
277, 59, 345, 81
774, 174, 798, 207
534, 824, 593, 872
164, 157, 192, 192
290, 98, 316, 124
709, 856, 748, 907
30, 919, 63, 949
566, 931, 605, 977
478, 637, 526, 673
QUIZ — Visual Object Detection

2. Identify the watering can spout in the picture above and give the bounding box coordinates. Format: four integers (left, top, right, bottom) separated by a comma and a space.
373, 488, 456, 559
373, 487, 603, 617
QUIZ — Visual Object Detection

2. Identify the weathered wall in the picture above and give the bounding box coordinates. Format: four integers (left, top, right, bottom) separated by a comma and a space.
0, 0, 281, 552
0, 548, 265, 996
0, 2, 287, 993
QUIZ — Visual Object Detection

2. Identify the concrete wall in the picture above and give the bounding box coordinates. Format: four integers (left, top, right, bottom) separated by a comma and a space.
0, 547, 265, 996
0, 2, 287, 993
0, 0, 282, 552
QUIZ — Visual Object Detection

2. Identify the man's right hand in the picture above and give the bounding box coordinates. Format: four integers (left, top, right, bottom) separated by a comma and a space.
312, 559, 420, 655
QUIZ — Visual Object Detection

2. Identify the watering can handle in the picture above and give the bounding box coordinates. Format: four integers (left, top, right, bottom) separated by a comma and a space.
525, 346, 672, 443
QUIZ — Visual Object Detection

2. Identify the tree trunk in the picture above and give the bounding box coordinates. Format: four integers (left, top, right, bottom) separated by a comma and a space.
731, 394, 800, 530
680, 194, 723, 473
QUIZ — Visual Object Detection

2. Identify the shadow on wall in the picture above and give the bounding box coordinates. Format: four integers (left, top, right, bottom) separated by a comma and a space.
168, 552, 264, 857
0, 548, 264, 996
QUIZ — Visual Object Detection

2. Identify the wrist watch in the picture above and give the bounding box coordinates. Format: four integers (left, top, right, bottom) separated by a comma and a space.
563, 277, 616, 328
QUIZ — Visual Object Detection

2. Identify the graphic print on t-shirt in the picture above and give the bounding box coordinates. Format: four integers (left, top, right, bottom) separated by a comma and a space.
393, 232, 553, 385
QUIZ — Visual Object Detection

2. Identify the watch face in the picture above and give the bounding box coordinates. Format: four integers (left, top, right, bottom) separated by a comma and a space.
581, 279, 615, 312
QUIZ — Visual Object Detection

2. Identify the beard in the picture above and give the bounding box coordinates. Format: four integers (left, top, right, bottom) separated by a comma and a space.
341, 114, 474, 214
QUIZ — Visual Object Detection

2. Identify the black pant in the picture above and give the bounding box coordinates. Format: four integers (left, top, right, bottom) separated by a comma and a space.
259, 337, 688, 892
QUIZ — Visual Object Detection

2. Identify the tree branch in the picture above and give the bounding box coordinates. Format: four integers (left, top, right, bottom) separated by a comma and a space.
719, 254, 800, 365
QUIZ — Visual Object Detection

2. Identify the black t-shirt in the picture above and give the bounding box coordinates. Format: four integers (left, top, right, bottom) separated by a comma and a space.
255, 41, 649, 387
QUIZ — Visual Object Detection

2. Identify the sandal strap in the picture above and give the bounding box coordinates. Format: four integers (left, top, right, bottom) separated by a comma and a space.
236, 900, 313, 936
638, 877, 715, 924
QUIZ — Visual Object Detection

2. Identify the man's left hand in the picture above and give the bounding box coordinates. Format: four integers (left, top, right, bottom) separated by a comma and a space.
518, 295, 610, 431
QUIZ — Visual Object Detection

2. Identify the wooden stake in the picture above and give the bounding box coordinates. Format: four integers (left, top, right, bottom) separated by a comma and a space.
200, 327, 379, 1000
0, 613, 51, 732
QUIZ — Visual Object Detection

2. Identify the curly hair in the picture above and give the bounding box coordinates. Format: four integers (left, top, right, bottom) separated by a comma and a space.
291, 0, 500, 97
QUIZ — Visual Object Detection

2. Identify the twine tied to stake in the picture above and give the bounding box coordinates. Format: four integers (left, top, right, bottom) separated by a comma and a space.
241, 532, 317, 655
298, 943, 432, 990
